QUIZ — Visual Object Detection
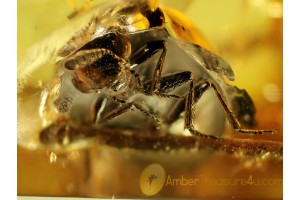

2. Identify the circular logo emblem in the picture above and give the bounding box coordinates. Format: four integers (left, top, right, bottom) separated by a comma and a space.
139, 163, 166, 196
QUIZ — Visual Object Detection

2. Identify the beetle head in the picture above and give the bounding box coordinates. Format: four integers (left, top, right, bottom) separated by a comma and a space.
69, 31, 131, 93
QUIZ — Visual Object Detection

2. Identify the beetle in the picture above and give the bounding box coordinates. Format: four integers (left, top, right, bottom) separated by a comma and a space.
36, 0, 274, 144
18, 0, 275, 149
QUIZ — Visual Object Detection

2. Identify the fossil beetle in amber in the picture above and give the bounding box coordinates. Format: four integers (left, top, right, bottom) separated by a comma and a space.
17, 0, 274, 148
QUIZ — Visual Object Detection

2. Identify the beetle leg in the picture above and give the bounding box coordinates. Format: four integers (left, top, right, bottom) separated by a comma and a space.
192, 81, 275, 135
150, 42, 167, 92
142, 71, 193, 125
183, 80, 219, 139
99, 102, 161, 123
142, 69, 218, 138
129, 69, 143, 89
130, 40, 167, 93
143, 71, 192, 98
133, 103, 161, 122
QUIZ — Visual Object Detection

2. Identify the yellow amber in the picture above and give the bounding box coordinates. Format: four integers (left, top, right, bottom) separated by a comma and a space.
162, 6, 215, 52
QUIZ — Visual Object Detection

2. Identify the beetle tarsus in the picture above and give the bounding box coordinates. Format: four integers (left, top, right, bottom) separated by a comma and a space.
99, 102, 161, 124
188, 129, 219, 140
234, 128, 275, 135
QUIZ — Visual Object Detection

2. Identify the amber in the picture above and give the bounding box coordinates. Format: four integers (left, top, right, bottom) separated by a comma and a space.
18, 0, 282, 199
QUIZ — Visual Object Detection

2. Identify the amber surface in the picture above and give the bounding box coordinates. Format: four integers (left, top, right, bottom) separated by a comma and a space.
18, 0, 283, 199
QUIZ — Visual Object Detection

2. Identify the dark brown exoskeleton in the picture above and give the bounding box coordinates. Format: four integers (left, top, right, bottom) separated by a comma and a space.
40, 1, 274, 144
